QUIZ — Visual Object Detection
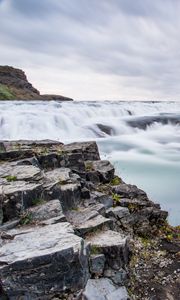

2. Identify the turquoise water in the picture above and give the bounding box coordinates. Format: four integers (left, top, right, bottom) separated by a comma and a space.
110, 159, 180, 226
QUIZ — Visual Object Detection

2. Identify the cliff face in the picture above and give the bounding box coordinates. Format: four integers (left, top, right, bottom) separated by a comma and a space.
0, 140, 178, 299
0, 66, 73, 101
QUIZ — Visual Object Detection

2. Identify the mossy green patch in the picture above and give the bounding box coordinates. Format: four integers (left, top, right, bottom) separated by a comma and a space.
110, 176, 121, 186
112, 192, 121, 205
0, 84, 15, 100
5, 175, 17, 182
32, 198, 45, 206
20, 212, 33, 225
90, 245, 101, 255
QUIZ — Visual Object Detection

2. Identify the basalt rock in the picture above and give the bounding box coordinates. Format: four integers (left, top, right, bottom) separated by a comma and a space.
0, 223, 89, 298
0, 140, 170, 299
0, 181, 43, 221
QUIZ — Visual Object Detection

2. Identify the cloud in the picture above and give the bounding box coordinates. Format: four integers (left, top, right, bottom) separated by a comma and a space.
0, 0, 180, 100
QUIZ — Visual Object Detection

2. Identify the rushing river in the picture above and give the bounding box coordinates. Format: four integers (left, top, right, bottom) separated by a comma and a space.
0, 100, 180, 225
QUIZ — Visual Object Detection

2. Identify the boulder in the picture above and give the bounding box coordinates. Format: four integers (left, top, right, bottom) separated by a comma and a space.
43, 179, 82, 212
0, 222, 89, 298
106, 207, 130, 220
112, 183, 148, 201
0, 164, 42, 182
64, 141, 100, 161
44, 168, 73, 184
87, 230, 129, 270
92, 160, 115, 183
0, 181, 43, 221
28, 199, 66, 223
66, 206, 113, 237
83, 278, 129, 300
90, 254, 105, 275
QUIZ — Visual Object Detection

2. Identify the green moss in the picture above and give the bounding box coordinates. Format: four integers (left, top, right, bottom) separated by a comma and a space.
127, 203, 139, 213
0, 84, 15, 100
110, 176, 121, 186
32, 198, 45, 206
112, 192, 121, 205
20, 212, 33, 225
5, 175, 17, 182
90, 245, 101, 255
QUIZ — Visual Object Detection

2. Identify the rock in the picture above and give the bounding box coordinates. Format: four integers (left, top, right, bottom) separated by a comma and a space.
92, 160, 115, 183
28, 199, 66, 223
106, 286, 130, 300
96, 124, 115, 136
112, 183, 148, 201
83, 278, 129, 300
86, 170, 100, 184
91, 191, 113, 208
0, 181, 43, 221
0, 149, 34, 162
17, 156, 41, 169
0, 219, 20, 231
106, 207, 130, 220
104, 268, 128, 285
38, 152, 59, 169
0, 222, 89, 298
44, 168, 73, 184
59, 183, 82, 211
0, 164, 42, 182
83, 278, 116, 300
90, 254, 105, 275
87, 230, 129, 270
64, 141, 100, 161
43, 179, 81, 212
81, 187, 90, 199
66, 206, 113, 237
0, 142, 6, 152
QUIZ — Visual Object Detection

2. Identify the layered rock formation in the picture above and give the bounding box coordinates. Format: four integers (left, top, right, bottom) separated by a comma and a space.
0, 141, 179, 299
0, 66, 73, 101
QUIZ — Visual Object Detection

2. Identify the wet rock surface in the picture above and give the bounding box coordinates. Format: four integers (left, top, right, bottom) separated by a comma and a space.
0, 140, 178, 299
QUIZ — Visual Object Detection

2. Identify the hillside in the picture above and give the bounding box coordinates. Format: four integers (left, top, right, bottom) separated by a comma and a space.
0, 65, 73, 101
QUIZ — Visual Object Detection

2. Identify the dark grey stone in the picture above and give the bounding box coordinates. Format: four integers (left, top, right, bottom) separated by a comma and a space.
106, 207, 130, 220
0, 222, 89, 298
92, 160, 115, 183
90, 254, 105, 275
28, 199, 66, 223
87, 230, 129, 270
0, 181, 43, 221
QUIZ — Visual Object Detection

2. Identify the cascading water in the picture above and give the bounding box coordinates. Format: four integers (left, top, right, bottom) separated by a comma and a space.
0, 100, 180, 225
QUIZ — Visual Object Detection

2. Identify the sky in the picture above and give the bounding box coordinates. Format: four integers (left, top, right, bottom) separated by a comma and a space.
0, 0, 180, 100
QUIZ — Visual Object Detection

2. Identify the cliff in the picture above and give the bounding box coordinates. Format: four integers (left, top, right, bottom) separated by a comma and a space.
0, 65, 73, 101
0, 140, 179, 299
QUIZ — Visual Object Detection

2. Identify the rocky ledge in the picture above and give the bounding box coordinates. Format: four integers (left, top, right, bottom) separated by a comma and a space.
0, 66, 73, 101
0, 140, 179, 299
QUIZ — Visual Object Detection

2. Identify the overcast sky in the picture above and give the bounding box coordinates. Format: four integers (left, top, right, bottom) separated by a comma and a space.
0, 0, 180, 100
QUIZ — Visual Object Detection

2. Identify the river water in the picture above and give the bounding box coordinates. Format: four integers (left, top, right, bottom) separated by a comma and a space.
0, 100, 180, 225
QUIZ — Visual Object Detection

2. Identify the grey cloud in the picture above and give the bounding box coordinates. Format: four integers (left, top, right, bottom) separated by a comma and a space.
0, 0, 180, 99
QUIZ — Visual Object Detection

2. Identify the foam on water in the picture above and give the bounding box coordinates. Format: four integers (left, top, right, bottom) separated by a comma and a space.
0, 100, 180, 225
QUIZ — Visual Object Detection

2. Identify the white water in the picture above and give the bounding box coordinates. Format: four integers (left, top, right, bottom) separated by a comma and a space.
0, 100, 180, 225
